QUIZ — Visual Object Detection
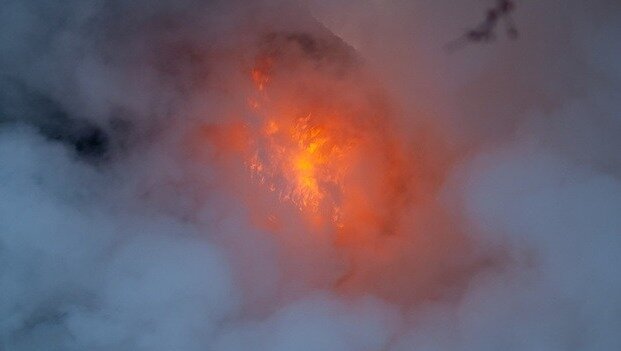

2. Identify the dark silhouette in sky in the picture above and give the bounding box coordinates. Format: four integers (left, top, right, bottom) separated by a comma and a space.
447, 0, 518, 52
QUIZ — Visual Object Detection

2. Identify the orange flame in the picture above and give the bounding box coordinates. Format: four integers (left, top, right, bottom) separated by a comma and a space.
246, 62, 354, 226
191, 53, 410, 239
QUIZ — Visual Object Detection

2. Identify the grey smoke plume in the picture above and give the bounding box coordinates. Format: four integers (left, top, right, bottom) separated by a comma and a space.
1, 0, 621, 350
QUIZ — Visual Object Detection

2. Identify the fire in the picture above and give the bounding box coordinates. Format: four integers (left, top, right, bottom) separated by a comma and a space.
243, 59, 360, 226
192, 37, 409, 238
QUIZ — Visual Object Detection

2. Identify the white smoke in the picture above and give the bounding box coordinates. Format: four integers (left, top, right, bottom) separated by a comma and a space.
1, 0, 621, 350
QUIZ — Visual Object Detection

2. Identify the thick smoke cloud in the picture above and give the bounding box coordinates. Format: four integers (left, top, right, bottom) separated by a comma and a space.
1, 0, 621, 350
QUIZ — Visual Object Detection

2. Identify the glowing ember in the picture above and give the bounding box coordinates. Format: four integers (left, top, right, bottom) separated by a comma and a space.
193, 45, 408, 236
245, 62, 354, 225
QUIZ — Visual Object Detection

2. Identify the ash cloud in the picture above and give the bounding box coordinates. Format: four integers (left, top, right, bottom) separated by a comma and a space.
2, 0, 621, 350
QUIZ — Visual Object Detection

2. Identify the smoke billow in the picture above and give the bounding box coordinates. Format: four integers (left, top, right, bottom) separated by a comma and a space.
1, 0, 621, 350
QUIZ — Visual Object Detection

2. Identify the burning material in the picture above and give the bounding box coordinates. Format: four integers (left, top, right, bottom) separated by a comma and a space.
247, 114, 352, 216
245, 59, 357, 227
195, 31, 410, 239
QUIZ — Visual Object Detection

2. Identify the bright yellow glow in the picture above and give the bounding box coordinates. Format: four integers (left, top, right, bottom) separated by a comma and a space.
244, 60, 356, 226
